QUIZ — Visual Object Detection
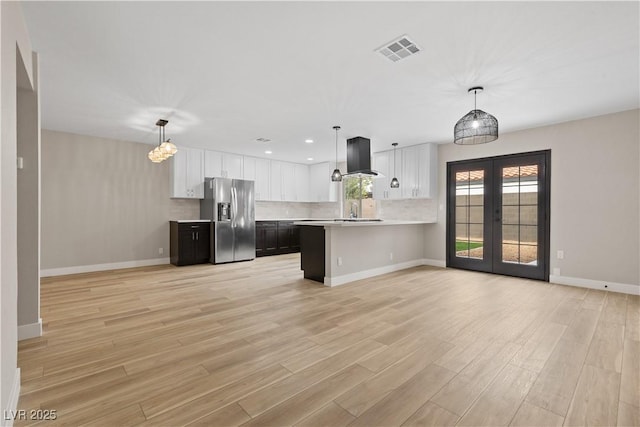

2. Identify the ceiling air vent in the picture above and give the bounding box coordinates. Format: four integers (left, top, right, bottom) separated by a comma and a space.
376, 35, 420, 62
255, 137, 271, 143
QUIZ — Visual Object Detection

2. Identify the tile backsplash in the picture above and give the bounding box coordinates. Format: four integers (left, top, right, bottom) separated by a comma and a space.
377, 198, 438, 222
256, 201, 311, 219
169, 199, 200, 220
172, 198, 436, 222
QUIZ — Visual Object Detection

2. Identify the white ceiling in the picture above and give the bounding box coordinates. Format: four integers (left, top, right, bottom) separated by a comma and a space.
22, 1, 639, 164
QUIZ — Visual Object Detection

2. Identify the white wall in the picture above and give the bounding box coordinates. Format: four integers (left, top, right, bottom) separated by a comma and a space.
16, 54, 40, 339
425, 109, 640, 291
41, 129, 200, 273
1, 0, 37, 422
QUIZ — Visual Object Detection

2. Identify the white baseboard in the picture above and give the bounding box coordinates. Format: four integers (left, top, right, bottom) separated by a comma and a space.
40, 257, 170, 277
2, 368, 21, 427
18, 319, 42, 340
324, 259, 426, 287
550, 275, 640, 296
422, 258, 446, 268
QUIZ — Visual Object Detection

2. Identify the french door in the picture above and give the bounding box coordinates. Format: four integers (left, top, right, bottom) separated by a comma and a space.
446, 151, 550, 281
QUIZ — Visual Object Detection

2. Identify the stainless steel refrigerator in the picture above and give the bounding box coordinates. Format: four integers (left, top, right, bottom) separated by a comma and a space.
200, 178, 255, 264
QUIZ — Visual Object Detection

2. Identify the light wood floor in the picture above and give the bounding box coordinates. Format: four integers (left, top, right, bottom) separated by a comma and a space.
17, 254, 640, 426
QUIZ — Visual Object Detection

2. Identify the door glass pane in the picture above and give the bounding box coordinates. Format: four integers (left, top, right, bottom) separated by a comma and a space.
455, 170, 484, 259
501, 165, 539, 265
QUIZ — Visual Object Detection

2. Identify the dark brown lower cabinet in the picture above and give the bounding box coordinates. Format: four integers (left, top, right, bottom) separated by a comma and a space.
256, 221, 278, 257
256, 221, 300, 257
170, 221, 211, 266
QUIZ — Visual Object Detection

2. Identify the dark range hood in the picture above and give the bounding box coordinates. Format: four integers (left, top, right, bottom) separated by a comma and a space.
345, 136, 379, 177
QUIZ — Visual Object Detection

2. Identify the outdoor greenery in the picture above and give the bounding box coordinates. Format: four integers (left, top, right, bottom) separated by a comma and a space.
455, 241, 484, 252
344, 176, 373, 199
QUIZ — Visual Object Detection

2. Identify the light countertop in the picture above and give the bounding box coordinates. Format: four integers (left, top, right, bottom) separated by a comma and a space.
170, 219, 211, 223
293, 220, 431, 227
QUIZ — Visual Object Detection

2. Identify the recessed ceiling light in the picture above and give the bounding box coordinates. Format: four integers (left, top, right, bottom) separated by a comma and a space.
305, 139, 314, 144
307, 157, 314, 161
265, 150, 272, 154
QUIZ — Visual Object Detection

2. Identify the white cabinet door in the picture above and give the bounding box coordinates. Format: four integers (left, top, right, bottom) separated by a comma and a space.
416, 143, 437, 199
223, 153, 243, 179
372, 152, 390, 200
401, 145, 420, 199
281, 162, 296, 201
294, 164, 310, 202
204, 150, 223, 178
270, 160, 283, 201
372, 151, 402, 200
204, 151, 243, 179
170, 147, 204, 198
393, 143, 437, 199
309, 162, 338, 202
244, 156, 270, 201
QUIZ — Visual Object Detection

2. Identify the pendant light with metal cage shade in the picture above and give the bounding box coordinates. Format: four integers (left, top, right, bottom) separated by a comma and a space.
330, 125, 342, 182
454, 87, 498, 145
390, 143, 400, 188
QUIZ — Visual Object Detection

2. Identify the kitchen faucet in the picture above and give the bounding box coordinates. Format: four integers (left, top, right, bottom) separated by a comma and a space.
350, 202, 358, 218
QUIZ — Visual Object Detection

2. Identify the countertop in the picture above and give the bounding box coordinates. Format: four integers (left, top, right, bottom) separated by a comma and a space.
293, 220, 430, 227
170, 219, 211, 223
256, 218, 315, 222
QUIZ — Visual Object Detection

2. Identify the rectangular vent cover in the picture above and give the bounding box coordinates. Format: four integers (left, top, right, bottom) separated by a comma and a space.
376, 35, 420, 62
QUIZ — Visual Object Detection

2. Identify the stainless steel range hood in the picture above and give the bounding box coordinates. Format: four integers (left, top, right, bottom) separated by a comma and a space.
344, 136, 380, 177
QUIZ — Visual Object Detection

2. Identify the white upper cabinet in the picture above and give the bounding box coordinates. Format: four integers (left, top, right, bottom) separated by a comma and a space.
401, 145, 420, 199
170, 147, 204, 199
243, 156, 270, 201
281, 162, 296, 201
416, 143, 437, 198
372, 143, 437, 200
269, 160, 284, 201
204, 150, 243, 179
309, 162, 338, 202
294, 163, 310, 202
401, 143, 437, 199
372, 151, 401, 200
269, 160, 308, 201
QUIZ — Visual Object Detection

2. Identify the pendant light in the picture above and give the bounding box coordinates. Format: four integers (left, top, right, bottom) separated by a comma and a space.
454, 86, 498, 145
390, 143, 400, 188
148, 119, 178, 163
330, 125, 342, 182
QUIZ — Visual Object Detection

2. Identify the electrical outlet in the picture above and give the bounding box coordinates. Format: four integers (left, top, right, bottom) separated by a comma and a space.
337, 257, 343, 266
158, 247, 164, 255
389, 252, 393, 261
557, 250, 564, 260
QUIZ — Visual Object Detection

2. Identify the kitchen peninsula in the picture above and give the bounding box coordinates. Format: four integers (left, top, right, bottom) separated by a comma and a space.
294, 220, 433, 286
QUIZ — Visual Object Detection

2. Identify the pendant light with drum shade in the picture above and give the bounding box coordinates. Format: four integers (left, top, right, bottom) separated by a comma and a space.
148, 119, 178, 163
390, 143, 400, 188
330, 125, 342, 182
454, 87, 498, 145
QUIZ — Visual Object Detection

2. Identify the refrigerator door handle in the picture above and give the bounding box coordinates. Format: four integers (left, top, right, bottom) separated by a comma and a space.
231, 186, 237, 229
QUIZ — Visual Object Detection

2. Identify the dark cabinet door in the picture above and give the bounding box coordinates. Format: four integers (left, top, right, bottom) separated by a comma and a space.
256, 221, 300, 257
265, 228, 278, 252
256, 222, 278, 257
170, 222, 211, 266
290, 226, 300, 251
277, 225, 291, 250
194, 228, 210, 264
177, 229, 198, 265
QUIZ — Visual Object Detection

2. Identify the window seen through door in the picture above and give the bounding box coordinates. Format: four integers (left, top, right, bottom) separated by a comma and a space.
455, 170, 484, 259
